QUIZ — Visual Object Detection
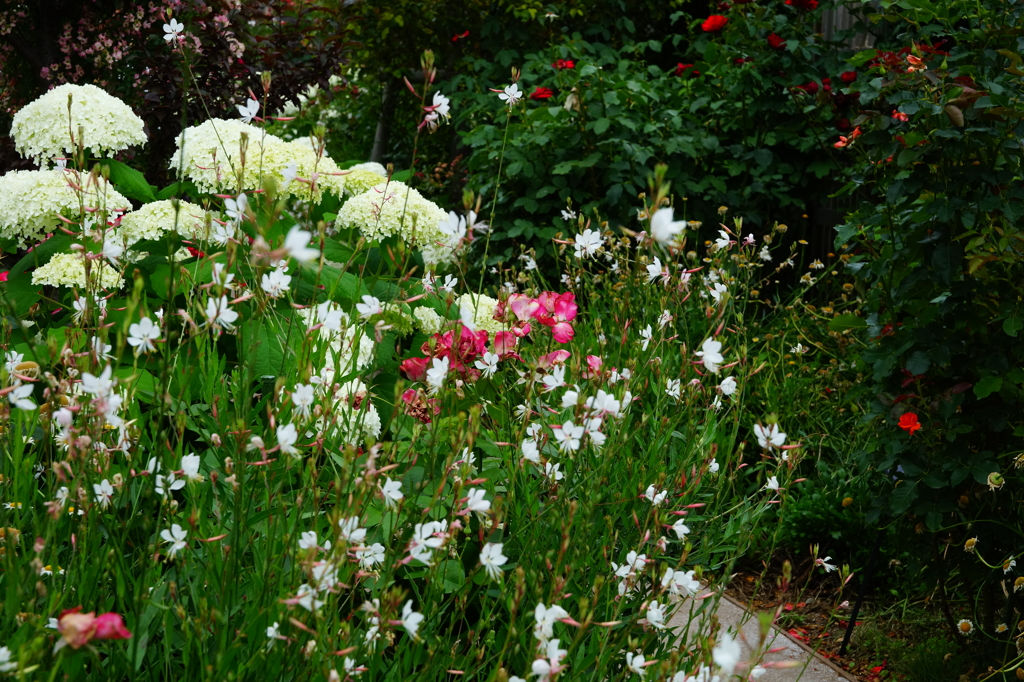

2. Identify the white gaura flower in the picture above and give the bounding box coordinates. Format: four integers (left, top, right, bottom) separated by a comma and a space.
765, 476, 780, 491
474, 351, 500, 378
338, 516, 367, 544
573, 229, 604, 258
561, 388, 579, 408
650, 207, 686, 245
696, 338, 724, 374
224, 193, 248, 224
754, 423, 786, 449
277, 423, 300, 457
298, 530, 319, 550
714, 230, 731, 250
759, 245, 772, 262
665, 379, 681, 400
295, 583, 324, 612
155, 472, 185, 497
356, 295, 383, 320
205, 295, 239, 330
719, 376, 737, 396
237, 98, 260, 124
260, 268, 292, 298
81, 365, 114, 398
585, 390, 621, 418
544, 461, 564, 482
534, 603, 569, 642
284, 226, 320, 263
127, 316, 161, 354
521, 439, 540, 464
91, 336, 113, 360
709, 458, 720, 473
662, 567, 701, 596
291, 384, 315, 418
642, 485, 668, 506
9, 383, 36, 410
479, 542, 508, 580
431, 91, 451, 118
160, 524, 188, 557
712, 631, 742, 675
541, 365, 566, 393
426, 356, 449, 395
626, 651, 648, 677
646, 600, 667, 629
816, 556, 838, 573
671, 519, 690, 539
498, 83, 522, 107
93, 479, 114, 508
709, 282, 728, 303
163, 17, 184, 42
639, 325, 653, 351
401, 600, 424, 638
181, 453, 202, 481
5, 350, 23, 374
658, 309, 673, 329
381, 477, 404, 509
101, 239, 124, 265
553, 420, 585, 452
561, 208, 577, 222
463, 488, 491, 516
360, 542, 386, 569
646, 257, 666, 284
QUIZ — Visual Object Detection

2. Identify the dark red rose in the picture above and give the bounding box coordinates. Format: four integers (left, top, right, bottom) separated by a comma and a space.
552, 59, 575, 70
836, 118, 851, 132
674, 63, 700, 77
797, 81, 819, 95
767, 33, 785, 50
840, 70, 857, 84
530, 87, 554, 100
785, 0, 819, 10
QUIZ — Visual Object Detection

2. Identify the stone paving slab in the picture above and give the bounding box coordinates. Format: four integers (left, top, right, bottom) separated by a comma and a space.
669, 592, 857, 682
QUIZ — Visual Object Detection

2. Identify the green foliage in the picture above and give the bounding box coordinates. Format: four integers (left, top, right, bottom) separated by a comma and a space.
833, 0, 1024, 652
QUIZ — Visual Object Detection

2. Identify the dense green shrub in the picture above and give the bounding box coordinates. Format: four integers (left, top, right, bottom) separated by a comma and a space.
834, 0, 1024, 652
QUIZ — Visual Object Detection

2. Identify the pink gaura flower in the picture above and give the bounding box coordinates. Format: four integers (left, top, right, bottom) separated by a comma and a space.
57, 608, 131, 651
537, 350, 571, 369
534, 291, 578, 343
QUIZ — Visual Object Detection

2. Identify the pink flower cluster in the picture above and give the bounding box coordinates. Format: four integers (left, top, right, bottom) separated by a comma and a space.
57, 607, 132, 650
504, 291, 579, 343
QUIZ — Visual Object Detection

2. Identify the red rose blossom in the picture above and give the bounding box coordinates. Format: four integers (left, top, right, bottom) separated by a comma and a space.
552, 59, 575, 70
785, 0, 819, 10
840, 70, 857, 84
898, 413, 921, 434
797, 81, 819, 95
767, 33, 785, 49
701, 15, 729, 33
530, 87, 554, 100
673, 63, 700, 77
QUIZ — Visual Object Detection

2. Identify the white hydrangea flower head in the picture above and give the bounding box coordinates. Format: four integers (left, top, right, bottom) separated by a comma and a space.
0, 169, 131, 247
11, 83, 147, 165
335, 181, 449, 264
117, 199, 209, 245
413, 306, 445, 335
455, 293, 506, 334
31, 252, 123, 289
347, 162, 388, 177
168, 118, 286, 194
341, 169, 391, 196
258, 139, 346, 201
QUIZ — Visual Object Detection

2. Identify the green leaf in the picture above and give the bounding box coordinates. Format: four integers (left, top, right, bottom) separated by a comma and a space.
905, 351, 930, 376
973, 376, 1002, 399
238, 317, 291, 379
6, 233, 72, 280
1003, 317, 1023, 337
103, 159, 156, 203
155, 180, 200, 201
0, 273, 41, 318
439, 559, 466, 593
847, 49, 879, 66
593, 118, 611, 135
828, 314, 867, 332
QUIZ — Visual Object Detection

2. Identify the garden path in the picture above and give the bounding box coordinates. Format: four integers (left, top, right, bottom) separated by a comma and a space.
669, 593, 857, 681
